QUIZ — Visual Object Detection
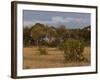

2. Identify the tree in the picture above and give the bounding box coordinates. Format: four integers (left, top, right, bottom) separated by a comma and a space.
79, 26, 91, 46
30, 23, 46, 45
46, 27, 58, 42
23, 26, 31, 47
56, 25, 67, 43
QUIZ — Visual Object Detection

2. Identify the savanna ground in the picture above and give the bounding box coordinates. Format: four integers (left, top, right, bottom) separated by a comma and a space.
23, 46, 91, 69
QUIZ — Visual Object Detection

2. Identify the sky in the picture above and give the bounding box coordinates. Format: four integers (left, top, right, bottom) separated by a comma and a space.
23, 10, 91, 29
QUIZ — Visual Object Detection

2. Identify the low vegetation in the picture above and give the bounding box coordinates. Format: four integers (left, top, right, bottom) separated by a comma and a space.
59, 39, 85, 62
38, 46, 48, 55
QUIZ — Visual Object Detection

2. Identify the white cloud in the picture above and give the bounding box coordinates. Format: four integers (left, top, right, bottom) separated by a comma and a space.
52, 16, 82, 23
24, 16, 82, 27
23, 21, 33, 27
24, 20, 55, 27
52, 16, 70, 23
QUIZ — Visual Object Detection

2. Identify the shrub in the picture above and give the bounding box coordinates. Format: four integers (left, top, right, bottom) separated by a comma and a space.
59, 39, 85, 62
38, 46, 48, 55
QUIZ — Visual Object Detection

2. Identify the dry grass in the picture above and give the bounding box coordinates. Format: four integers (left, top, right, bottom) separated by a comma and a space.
23, 46, 91, 69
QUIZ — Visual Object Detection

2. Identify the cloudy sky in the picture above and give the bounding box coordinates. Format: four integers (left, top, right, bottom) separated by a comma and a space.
23, 10, 91, 29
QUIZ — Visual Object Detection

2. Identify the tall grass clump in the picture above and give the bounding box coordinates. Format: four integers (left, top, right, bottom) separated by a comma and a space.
59, 39, 85, 62
38, 46, 48, 55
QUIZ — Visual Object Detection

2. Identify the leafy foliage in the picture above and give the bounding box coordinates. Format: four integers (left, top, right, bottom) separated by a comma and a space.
59, 39, 85, 62
23, 27, 31, 47
23, 23, 91, 47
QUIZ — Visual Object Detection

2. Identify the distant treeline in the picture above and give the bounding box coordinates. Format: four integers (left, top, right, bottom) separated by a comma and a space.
23, 23, 91, 47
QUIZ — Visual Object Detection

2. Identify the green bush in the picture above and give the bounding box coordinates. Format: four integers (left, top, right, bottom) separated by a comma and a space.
59, 39, 85, 62
38, 46, 48, 55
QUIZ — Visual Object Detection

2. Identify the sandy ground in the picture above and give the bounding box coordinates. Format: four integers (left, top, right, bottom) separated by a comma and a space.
23, 46, 91, 69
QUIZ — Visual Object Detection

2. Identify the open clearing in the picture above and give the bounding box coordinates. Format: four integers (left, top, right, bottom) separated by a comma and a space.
23, 47, 91, 69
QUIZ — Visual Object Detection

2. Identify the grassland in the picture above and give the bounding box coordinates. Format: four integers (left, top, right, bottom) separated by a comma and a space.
23, 46, 91, 69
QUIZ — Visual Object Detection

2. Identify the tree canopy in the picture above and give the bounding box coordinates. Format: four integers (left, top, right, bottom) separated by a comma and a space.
23, 23, 91, 47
